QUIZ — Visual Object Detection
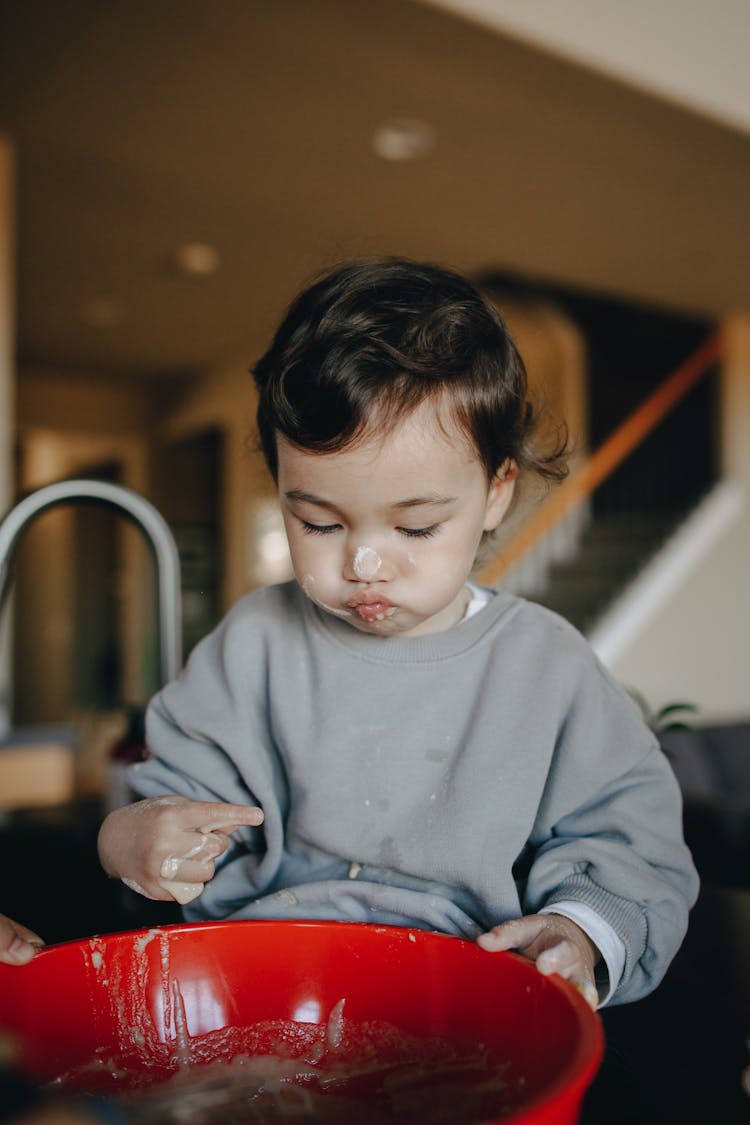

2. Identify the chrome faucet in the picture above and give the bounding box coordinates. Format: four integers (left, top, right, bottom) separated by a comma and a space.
0, 478, 182, 737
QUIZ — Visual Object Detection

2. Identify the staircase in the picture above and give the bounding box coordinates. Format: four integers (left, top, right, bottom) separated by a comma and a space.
477, 332, 723, 639
533, 506, 694, 634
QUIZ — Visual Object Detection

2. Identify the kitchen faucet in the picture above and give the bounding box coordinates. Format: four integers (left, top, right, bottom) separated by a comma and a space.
0, 478, 182, 737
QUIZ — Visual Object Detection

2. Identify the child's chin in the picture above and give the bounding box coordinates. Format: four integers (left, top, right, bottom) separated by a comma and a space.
345, 611, 412, 636
350, 613, 439, 639
348, 616, 399, 635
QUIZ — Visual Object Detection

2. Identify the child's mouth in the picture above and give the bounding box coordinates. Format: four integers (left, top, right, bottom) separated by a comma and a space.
348, 600, 396, 622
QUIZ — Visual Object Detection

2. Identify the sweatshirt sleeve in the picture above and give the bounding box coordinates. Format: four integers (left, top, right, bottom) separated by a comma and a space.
521, 652, 699, 1005
127, 595, 287, 919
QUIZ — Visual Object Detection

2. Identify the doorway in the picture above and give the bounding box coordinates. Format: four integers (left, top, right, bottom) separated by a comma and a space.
150, 427, 223, 662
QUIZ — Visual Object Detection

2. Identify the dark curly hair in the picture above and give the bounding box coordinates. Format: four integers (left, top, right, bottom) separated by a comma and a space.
252, 257, 568, 484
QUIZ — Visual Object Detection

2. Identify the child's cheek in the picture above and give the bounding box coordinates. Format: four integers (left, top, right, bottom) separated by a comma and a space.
288, 534, 323, 585
300, 571, 353, 621
300, 570, 323, 603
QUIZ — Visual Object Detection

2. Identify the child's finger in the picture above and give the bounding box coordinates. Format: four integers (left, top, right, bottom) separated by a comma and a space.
536, 938, 580, 976
199, 821, 256, 836
0, 916, 45, 965
183, 833, 228, 862
158, 827, 230, 883
5, 920, 44, 949
1, 935, 43, 965
181, 801, 265, 830
573, 979, 600, 1010
477, 915, 547, 953
555, 963, 599, 1010
159, 850, 218, 884
122, 877, 162, 901
535, 940, 599, 1009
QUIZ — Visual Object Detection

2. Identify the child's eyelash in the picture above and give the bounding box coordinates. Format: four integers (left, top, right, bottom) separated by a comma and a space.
298, 520, 440, 539
398, 525, 439, 539
300, 520, 341, 536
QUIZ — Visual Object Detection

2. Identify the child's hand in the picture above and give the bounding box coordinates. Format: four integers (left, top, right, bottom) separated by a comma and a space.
477, 913, 601, 1009
0, 912, 44, 965
98, 796, 264, 905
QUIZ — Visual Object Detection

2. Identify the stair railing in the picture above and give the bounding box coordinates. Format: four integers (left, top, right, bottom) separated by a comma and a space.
476, 330, 725, 590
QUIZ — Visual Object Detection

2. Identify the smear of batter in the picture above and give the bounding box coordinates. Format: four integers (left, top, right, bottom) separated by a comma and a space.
301, 574, 352, 618
158, 879, 204, 905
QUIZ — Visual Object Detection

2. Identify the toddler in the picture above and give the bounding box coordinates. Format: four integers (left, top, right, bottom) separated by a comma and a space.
99, 258, 698, 1007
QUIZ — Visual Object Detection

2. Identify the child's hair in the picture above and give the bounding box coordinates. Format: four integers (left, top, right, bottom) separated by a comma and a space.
252, 257, 568, 484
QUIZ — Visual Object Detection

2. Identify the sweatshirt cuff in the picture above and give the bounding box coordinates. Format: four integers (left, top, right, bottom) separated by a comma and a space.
539, 899, 625, 1006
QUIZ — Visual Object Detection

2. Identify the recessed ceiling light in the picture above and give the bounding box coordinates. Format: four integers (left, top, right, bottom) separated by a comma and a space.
174, 241, 221, 277
371, 118, 436, 162
81, 297, 127, 326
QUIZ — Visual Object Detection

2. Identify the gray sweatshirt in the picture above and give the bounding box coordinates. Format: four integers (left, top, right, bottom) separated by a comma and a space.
131, 580, 698, 1004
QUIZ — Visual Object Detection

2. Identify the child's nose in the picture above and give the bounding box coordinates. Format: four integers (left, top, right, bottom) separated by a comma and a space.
344, 544, 386, 582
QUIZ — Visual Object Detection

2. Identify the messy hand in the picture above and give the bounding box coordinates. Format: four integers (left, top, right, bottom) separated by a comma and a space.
0, 911, 44, 965
98, 796, 264, 906
477, 913, 601, 1009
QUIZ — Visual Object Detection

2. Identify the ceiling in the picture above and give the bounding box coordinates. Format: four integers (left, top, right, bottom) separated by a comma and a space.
428, 0, 750, 136
1, 0, 749, 380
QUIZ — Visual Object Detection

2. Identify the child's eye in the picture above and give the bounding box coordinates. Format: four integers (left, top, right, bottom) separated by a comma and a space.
397, 525, 439, 539
300, 520, 341, 536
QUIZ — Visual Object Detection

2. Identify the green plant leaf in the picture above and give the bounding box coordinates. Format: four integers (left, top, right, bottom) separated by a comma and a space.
655, 702, 699, 720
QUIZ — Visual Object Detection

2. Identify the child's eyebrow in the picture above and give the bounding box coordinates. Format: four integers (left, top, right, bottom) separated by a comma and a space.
284, 490, 330, 506
392, 494, 458, 510
284, 489, 457, 511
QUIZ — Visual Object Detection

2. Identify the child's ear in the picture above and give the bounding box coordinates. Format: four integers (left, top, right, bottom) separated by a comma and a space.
483, 461, 517, 531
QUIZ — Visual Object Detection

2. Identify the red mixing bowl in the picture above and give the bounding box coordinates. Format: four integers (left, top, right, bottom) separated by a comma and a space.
0, 920, 603, 1124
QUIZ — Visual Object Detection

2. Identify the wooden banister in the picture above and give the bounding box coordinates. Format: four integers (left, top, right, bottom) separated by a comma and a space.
476, 329, 724, 586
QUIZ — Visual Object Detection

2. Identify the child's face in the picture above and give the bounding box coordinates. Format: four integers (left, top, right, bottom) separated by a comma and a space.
277, 402, 515, 637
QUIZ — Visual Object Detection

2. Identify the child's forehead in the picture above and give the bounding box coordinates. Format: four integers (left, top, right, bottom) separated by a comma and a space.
280, 422, 490, 515
279, 402, 479, 475
363, 402, 469, 450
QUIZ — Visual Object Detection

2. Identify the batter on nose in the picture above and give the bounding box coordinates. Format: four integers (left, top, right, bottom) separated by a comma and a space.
353, 545, 382, 582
